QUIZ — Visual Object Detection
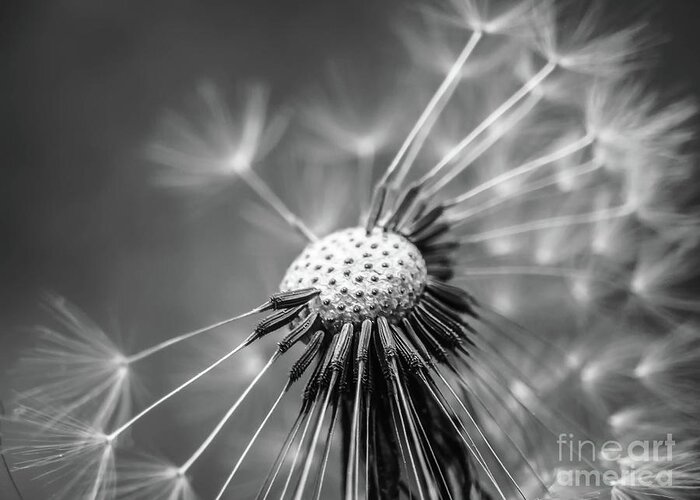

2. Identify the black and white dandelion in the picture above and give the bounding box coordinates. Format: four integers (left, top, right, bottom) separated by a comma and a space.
3, 1, 700, 499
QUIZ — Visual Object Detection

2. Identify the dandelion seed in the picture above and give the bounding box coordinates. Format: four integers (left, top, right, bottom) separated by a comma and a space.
151, 83, 315, 241
2, 403, 116, 499
302, 63, 402, 161
12, 294, 132, 428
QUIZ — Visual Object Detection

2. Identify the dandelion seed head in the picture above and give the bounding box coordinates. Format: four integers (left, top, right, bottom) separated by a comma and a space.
8, 1, 700, 499
281, 227, 427, 326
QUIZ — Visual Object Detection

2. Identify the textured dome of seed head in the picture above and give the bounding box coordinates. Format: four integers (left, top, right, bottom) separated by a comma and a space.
280, 227, 427, 327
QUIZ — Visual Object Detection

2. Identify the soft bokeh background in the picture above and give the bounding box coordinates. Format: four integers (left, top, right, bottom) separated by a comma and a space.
1, 0, 700, 497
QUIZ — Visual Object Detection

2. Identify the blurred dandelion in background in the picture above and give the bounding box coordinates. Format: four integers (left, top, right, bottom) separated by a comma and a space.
2, 0, 700, 499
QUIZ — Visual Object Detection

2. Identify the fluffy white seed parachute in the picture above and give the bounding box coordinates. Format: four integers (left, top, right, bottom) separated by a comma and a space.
3, 1, 700, 499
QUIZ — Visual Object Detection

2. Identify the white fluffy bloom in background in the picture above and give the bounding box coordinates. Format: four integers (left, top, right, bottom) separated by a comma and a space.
2, 0, 700, 499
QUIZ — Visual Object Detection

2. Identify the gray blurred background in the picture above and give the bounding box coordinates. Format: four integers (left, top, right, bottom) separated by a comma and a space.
1, 0, 699, 424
